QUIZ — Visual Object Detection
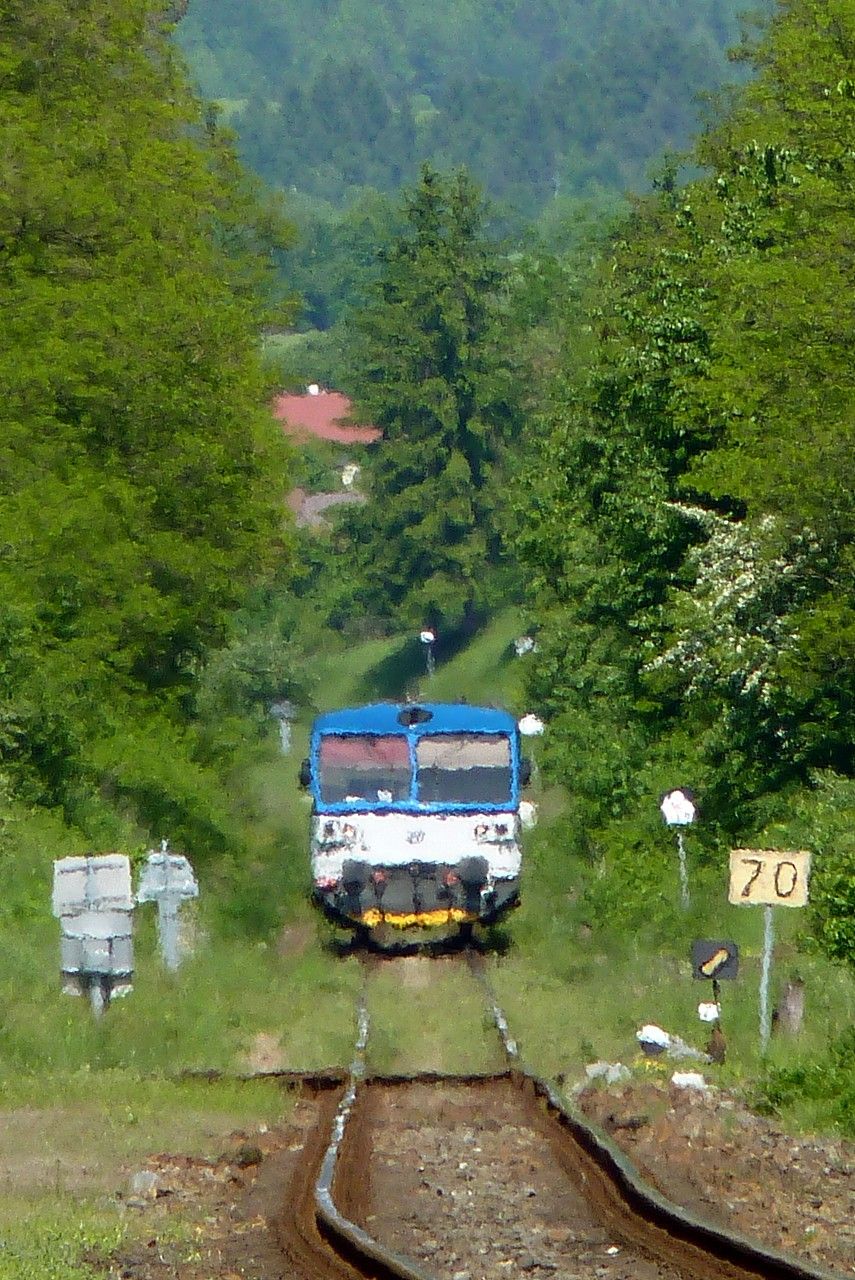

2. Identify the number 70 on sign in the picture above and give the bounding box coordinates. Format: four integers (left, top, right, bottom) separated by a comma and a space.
728, 849, 811, 907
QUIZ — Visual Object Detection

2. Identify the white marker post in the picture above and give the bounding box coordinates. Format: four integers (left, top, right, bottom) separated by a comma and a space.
269, 699, 296, 754
518, 713, 544, 792
419, 629, 436, 677
660, 789, 697, 909
518, 713, 544, 737
137, 843, 199, 971
728, 849, 811, 1054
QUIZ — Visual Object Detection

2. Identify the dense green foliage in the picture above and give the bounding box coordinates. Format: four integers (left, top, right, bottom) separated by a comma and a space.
0, 0, 295, 852
176, 0, 764, 217
753, 1024, 855, 1131
324, 167, 522, 633
278, 189, 403, 332
175, 0, 771, 330
1, 0, 853, 1151
518, 0, 855, 960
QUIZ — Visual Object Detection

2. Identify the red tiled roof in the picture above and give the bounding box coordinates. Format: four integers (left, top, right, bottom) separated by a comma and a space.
271, 390, 381, 444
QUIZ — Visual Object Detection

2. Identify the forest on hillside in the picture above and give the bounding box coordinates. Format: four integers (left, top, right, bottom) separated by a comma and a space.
176, 0, 775, 332
176, 0, 768, 217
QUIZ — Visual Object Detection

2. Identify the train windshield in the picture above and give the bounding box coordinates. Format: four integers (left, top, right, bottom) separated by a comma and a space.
317, 734, 410, 803
416, 733, 512, 805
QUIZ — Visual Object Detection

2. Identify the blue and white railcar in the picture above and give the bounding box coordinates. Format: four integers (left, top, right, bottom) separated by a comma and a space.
303, 702, 527, 933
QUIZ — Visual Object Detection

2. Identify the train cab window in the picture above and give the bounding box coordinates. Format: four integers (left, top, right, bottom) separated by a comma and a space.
416, 733, 512, 805
317, 734, 411, 804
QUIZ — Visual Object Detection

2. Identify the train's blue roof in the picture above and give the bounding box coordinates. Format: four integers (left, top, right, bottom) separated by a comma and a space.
312, 702, 518, 738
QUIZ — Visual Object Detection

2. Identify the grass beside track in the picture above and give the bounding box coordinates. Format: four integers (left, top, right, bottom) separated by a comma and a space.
363, 954, 506, 1077
3, 610, 855, 1275
488, 812, 855, 1110
0, 1075, 289, 1280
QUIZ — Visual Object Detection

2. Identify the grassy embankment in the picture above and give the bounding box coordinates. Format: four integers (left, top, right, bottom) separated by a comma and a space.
345, 617, 855, 1127
0, 628, 410, 1276
2, 609, 854, 1276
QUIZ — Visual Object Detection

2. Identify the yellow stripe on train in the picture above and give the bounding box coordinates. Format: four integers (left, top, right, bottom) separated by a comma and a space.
358, 907, 478, 929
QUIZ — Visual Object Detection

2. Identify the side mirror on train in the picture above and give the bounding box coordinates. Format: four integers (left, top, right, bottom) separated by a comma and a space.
298, 758, 311, 788
520, 757, 532, 787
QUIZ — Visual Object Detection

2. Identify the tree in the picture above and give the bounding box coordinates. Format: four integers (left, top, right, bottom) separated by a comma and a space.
517, 0, 855, 844
652, 0, 855, 790
340, 166, 521, 632
0, 0, 295, 828
514, 179, 716, 822
177, 0, 768, 217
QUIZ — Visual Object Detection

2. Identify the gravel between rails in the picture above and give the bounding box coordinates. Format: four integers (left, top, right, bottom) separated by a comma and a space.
340, 1077, 683, 1280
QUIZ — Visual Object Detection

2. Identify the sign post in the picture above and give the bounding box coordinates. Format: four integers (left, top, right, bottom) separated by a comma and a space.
269, 699, 296, 754
692, 938, 739, 1017
728, 848, 811, 1053
137, 843, 199, 971
52, 855, 134, 1017
660, 789, 697, 909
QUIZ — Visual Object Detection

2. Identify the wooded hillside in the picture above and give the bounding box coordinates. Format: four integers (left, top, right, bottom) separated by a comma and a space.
176, 0, 771, 218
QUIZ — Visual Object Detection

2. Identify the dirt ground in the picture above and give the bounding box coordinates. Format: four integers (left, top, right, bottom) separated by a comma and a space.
105, 1094, 323, 1280
577, 1078, 855, 1277
104, 1076, 855, 1280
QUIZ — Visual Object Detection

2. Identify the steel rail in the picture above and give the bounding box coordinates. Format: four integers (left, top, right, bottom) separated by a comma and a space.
313, 991, 437, 1280
310, 949, 844, 1280
469, 954, 844, 1280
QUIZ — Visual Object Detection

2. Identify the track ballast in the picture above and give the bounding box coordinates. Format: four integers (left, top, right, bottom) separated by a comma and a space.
273, 950, 844, 1280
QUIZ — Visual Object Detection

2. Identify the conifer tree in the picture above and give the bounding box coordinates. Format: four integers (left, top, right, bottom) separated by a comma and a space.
342, 166, 520, 632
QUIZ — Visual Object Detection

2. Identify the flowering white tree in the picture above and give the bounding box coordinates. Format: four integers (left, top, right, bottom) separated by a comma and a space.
646, 505, 819, 727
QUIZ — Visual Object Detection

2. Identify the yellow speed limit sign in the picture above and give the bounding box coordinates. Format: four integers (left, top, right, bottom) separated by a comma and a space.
728, 849, 811, 908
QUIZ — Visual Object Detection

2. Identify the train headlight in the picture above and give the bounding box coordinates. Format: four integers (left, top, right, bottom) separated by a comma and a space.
317, 820, 359, 848
473, 821, 516, 844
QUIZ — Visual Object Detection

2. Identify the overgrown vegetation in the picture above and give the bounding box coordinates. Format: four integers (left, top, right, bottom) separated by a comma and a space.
0, 0, 302, 859
751, 1026, 855, 1133
517, 0, 855, 950
1, 4, 854, 1275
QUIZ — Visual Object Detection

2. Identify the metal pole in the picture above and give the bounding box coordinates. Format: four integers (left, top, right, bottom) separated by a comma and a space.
760, 904, 774, 1053
89, 976, 107, 1019
426, 643, 435, 678
158, 899, 181, 971
676, 829, 690, 909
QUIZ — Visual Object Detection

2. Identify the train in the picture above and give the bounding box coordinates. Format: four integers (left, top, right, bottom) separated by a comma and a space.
300, 701, 531, 937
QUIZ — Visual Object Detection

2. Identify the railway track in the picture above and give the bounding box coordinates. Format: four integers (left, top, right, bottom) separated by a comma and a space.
272, 950, 843, 1280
